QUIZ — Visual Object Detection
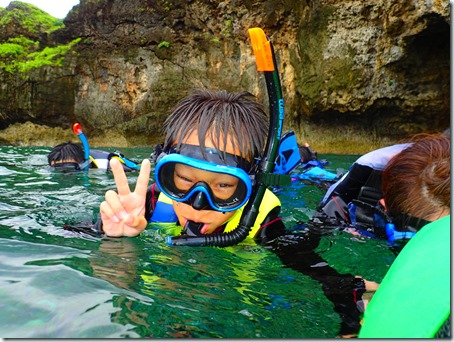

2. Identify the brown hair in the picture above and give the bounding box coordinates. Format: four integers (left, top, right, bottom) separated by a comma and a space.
162, 89, 268, 162
382, 133, 450, 221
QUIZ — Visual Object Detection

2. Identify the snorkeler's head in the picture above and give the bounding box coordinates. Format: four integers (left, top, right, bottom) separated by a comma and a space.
382, 133, 450, 223
162, 89, 269, 166
155, 89, 270, 233
48, 142, 85, 170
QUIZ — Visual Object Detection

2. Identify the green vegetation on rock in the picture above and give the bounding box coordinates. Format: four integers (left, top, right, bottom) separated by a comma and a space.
0, 37, 80, 73
0, 1, 64, 35
0, 1, 81, 74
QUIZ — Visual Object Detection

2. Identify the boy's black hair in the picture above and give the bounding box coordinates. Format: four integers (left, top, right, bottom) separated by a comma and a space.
162, 89, 268, 163
48, 142, 85, 165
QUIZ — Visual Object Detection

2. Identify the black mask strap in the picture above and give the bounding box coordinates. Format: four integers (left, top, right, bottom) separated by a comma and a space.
391, 213, 430, 233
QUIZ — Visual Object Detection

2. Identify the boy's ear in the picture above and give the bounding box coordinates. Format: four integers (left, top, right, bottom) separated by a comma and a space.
150, 143, 164, 163
379, 198, 386, 210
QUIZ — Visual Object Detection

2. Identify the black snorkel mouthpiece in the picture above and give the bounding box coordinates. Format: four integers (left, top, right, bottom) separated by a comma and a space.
168, 28, 289, 247
183, 220, 204, 237
166, 220, 205, 246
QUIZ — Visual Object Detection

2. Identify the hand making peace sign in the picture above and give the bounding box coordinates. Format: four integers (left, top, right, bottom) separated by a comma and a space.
100, 158, 151, 237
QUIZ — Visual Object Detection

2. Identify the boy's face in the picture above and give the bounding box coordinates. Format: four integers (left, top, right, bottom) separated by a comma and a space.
172, 130, 243, 234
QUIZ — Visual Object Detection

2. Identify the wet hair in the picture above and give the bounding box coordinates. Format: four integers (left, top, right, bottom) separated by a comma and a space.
48, 142, 85, 165
382, 134, 450, 222
162, 89, 269, 162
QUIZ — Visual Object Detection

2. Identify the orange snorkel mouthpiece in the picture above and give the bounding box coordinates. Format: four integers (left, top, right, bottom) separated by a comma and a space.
248, 27, 275, 72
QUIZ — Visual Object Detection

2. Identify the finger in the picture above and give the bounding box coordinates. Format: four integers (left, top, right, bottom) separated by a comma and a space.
110, 158, 131, 196
133, 159, 151, 197
133, 215, 148, 232
104, 189, 127, 219
119, 214, 147, 237
99, 200, 120, 223
124, 214, 148, 231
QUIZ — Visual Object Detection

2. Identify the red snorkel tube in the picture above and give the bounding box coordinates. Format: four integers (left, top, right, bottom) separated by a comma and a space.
167, 28, 289, 247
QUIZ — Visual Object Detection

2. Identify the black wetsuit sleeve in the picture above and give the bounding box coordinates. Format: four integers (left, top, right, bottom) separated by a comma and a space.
270, 231, 366, 336
253, 206, 286, 244
329, 163, 374, 205
92, 215, 104, 234
144, 183, 160, 222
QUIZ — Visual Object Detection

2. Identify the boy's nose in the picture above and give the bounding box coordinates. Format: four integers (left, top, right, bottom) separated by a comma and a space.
187, 191, 211, 210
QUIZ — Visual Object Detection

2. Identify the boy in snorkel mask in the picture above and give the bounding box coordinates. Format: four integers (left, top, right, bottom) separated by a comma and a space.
98, 89, 286, 243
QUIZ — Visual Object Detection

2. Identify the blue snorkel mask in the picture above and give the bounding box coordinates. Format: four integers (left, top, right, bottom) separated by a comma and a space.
52, 161, 89, 172
155, 144, 254, 212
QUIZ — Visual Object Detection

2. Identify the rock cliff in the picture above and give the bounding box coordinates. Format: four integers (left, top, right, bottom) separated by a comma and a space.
0, 0, 450, 147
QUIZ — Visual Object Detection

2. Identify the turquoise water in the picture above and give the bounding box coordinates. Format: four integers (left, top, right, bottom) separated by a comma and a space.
0, 146, 395, 338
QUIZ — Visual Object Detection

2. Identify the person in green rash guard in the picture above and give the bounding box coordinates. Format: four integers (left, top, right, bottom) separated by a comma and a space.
359, 215, 451, 338
358, 134, 450, 338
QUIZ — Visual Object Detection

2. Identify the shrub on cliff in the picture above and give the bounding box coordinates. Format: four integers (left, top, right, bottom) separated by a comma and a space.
0, 37, 80, 73
0, 2, 81, 74
0, 0, 63, 39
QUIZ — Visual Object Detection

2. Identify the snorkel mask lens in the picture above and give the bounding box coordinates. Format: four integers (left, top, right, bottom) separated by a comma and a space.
155, 150, 253, 212
53, 162, 82, 172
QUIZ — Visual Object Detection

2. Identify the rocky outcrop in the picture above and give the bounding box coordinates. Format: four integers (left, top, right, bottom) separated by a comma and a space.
295, 0, 450, 136
0, 0, 450, 146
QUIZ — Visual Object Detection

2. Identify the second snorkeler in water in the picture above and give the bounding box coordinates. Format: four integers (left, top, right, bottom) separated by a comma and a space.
97, 89, 286, 243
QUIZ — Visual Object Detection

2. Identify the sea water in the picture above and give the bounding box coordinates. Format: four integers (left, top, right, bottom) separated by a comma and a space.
0, 146, 395, 338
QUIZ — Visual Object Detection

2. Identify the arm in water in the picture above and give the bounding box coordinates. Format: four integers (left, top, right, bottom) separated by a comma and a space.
99, 158, 151, 237
269, 231, 378, 337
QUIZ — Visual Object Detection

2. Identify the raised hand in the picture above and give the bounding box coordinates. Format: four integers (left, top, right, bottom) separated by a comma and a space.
100, 158, 151, 237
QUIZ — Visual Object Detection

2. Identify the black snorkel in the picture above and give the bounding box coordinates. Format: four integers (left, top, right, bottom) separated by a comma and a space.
167, 27, 290, 247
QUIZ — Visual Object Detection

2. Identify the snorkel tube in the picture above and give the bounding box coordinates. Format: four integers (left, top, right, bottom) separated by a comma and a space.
168, 28, 289, 247
72, 122, 91, 170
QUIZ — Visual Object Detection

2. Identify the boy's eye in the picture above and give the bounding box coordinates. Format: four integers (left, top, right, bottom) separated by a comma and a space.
175, 172, 194, 184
